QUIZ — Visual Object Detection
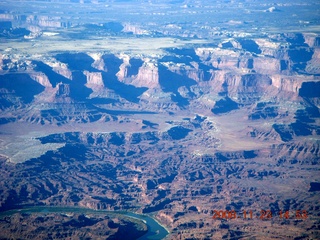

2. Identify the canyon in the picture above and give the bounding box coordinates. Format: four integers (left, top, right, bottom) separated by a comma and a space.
0, 0, 320, 239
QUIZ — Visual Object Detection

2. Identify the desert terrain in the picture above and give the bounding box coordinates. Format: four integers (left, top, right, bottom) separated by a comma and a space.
0, 0, 319, 239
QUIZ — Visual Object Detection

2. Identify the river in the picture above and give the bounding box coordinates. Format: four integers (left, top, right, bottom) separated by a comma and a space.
0, 206, 170, 240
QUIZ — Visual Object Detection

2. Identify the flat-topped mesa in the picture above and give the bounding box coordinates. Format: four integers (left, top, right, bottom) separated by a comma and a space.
122, 23, 148, 35
133, 62, 160, 88
55, 47, 318, 106
271, 75, 305, 96
0, 32, 318, 111
84, 71, 104, 88
196, 48, 287, 75
304, 34, 320, 48
56, 82, 71, 97
253, 57, 288, 74
26, 15, 69, 28
115, 55, 159, 88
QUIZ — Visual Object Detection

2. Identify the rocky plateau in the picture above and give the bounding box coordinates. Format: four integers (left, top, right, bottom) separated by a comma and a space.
0, 0, 320, 239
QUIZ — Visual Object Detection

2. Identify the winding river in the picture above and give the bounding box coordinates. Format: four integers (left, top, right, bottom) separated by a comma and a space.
0, 206, 169, 240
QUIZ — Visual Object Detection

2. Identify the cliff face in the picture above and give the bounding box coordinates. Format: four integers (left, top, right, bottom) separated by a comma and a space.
0, 32, 319, 240
0, 33, 318, 118
84, 71, 104, 88
1, 32, 318, 108
131, 62, 159, 88
0, 33, 318, 132
29, 72, 52, 87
